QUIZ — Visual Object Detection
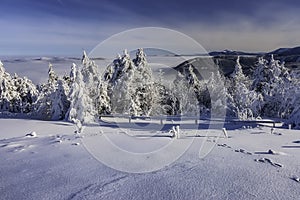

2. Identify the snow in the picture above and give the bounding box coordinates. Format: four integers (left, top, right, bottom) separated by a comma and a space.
0, 118, 299, 199
1, 51, 300, 199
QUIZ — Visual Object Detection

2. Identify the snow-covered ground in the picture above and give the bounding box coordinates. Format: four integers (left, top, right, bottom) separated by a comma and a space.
0, 118, 299, 199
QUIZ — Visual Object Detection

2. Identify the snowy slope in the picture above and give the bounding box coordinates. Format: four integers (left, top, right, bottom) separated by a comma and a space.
0, 119, 299, 200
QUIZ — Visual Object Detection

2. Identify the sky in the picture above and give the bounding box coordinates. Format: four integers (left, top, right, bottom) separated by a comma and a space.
1, 0, 300, 56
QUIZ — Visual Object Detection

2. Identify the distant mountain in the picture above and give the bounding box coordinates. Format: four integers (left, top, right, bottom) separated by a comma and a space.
266, 46, 300, 70
209, 49, 262, 56
175, 46, 300, 78
268, 46, 300, 56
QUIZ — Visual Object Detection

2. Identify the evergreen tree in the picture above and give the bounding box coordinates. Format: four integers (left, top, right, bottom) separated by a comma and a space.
131, 48, 155, 116
227, 57, 263, 119
51, 79, 70, 120
172, 70, 198, 116
66, 69, 96, 124
80, 52, 111, 116
252, 55, 291, 118
0, 61, 38, 114
34, 63, 58, 119
206, 70, 227, 117
0, 60, 13, 112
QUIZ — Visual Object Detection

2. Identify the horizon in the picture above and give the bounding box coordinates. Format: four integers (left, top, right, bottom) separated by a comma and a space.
1, 45, 299, 58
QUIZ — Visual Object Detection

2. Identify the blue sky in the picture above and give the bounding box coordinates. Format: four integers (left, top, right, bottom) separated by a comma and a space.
1, 0, 300, 56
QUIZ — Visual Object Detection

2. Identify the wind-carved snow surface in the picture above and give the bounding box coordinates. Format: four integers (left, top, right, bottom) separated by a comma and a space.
0, 119, 300, 200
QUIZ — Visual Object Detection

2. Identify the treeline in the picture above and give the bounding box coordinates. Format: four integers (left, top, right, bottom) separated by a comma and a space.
0, 49, 299, 128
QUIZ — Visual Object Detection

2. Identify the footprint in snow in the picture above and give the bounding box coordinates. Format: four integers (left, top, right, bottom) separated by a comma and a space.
291, 176, 300, 183
217, 143, 232, 148
254, 157, 283, 168
235, 148, 253, 155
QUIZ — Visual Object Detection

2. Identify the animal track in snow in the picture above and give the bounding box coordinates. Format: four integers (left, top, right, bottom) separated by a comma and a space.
254, 157, 283, 168
235, 148, 253, 155
291, 176, 300, 183
217, 143, 232, 148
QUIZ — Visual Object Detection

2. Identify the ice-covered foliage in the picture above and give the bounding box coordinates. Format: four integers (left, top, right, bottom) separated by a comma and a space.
34, 63, 61, 119
285, 72, 300, 128
251, 55, 292, 118
230, 56, 246, 82
104, 48, 156, 116
80, 51, 110, 116
172, 70, 198, 116
0, 60, 38, 114
227, 57, 263, 119
51, 79, 70, 120
66, 68, 96, 124
205, 70, 227, 117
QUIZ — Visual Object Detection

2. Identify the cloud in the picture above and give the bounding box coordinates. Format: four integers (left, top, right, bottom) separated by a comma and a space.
1, 0, 300, 55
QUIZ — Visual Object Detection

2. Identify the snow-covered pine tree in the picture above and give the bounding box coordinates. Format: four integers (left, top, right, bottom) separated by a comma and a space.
0, 61, 38, 114
103, 48, 158, 116
230, 56, 246, 80
172, 70, 198, 116
151, 69, 177, 116
51, 79, 70, 120
80, 51, 111, 117
206, 70, 227, 118
106, 50, 135, 115
285, 71, 300, 128
81, 51, 100, 89
0, 60, 13, 112
69, 63, 77, 85
95, 81, 111, 115
48, 63, 58, 85
131, 48, 156, 116
227, 56, 263, 119
252, 55, 291, 118
13, 75, 38, 113
66, 68, 96, 124
34, 63, 58, 119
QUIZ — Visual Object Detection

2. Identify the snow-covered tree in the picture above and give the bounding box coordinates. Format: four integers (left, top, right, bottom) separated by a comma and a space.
105, 49, 156, 116
69, 63, 77, 85
230, 56, 246, 82
0, 61, 38, 114
95, 82, 111, 115
172, 70, 198, 116
80, 51, 111, 116
0, 61, 14, 112
34, 63, 58, 119
206, 70, 227, 117
151, 69, 178, 115
51, 79, 70, 120
13, 75, 38, 113
66, 69, 96, 124
252, 55, 292, 118
285, 72, 300, 128
48, 63, 58, 85
227, 57, 263, 119
131, 48, 156, 116
106, 50, 135, 114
